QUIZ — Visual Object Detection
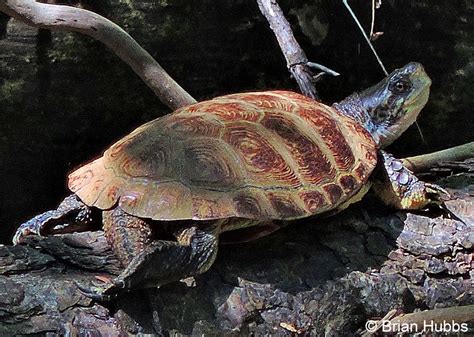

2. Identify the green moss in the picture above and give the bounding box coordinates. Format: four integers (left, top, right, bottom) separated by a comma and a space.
0, 79, 25, 104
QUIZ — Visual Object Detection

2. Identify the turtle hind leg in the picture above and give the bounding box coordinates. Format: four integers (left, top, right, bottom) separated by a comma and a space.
102, 207, 154, 267
373, 151, 449, 210
13, 194, 94, 244
83, 208, 220, 301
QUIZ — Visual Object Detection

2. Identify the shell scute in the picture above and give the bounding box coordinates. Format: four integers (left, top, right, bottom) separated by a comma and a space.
267, 192, 306, 219
223, 123, 301, 188
191, 192, 234, 219
299, 190, 328, 213
164, 113, 224, 138
182, 138, 244, 188
200, 101, 262, 122
261, 113, 335, 185
338, 175, 358, 194
298, 107, 356, 171
225, 92, 300, 113
232, 192, 268, 219
119, 182, 192, 220
322, 184, 344, 204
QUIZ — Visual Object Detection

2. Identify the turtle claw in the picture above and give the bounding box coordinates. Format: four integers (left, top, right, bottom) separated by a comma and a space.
425, 182, 451, 204
12, 213, 50, 245
423, 183, 464, 222
12, 228, 34, 245
75, 278, 125, 302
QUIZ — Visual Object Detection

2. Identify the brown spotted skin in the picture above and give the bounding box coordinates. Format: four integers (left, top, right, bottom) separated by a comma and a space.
68, 91, 377, 224
103, 208, 153, 266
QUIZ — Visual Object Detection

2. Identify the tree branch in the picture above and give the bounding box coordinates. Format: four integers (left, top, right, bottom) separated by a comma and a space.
0, 0, 196, 110
256, 0, 321, 100
402, 142, 474, 173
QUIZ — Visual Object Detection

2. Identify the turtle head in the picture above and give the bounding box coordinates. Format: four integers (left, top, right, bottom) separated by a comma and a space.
358, 62, 431, 147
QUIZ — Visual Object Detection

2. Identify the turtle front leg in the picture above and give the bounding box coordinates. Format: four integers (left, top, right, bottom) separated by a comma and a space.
13, 194, 93, 244
372, 151, 449, 210
80, 208, 221, 301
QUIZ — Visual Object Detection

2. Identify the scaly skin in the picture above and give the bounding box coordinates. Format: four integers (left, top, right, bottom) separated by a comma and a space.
102, 208, 153, 266
13, 195, 92, 245
373, 152, 449, 210
79, 219, 221, 301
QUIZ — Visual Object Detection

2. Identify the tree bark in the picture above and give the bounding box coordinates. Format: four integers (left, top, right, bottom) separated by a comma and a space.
0, 0, 196, 110
0, 164, 472, 336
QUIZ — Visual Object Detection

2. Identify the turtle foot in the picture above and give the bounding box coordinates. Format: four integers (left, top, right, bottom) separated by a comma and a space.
75, 278, 125, 302
13, 195, 94, 245
12, 211, 55, 244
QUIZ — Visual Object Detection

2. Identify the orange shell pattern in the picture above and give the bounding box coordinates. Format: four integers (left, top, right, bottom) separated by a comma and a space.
68, 91, 377, 221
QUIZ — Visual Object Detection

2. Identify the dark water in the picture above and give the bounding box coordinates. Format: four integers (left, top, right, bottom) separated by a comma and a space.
0, 0, 472, 242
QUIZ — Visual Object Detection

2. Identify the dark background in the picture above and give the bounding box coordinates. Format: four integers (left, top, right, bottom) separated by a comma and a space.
0, 0, 472, 242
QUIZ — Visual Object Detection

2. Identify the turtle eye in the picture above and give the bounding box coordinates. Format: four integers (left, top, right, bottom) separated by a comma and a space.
390, 79, 411, 93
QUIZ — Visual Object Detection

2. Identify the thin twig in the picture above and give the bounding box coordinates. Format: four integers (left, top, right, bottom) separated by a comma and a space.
370, 0, 375, 39
414, 121, 426, 144
306, 62, 340, 76
0, 0, 196, 110
342, 0, 388, 76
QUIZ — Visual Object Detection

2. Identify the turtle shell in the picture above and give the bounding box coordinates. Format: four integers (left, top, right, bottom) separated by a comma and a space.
68, 91, 377, 221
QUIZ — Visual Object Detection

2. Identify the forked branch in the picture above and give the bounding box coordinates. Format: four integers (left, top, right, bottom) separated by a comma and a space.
0, 0, 196, 110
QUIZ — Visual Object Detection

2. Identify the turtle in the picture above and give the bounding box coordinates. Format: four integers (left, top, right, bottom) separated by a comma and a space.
14, 62, 446, 300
